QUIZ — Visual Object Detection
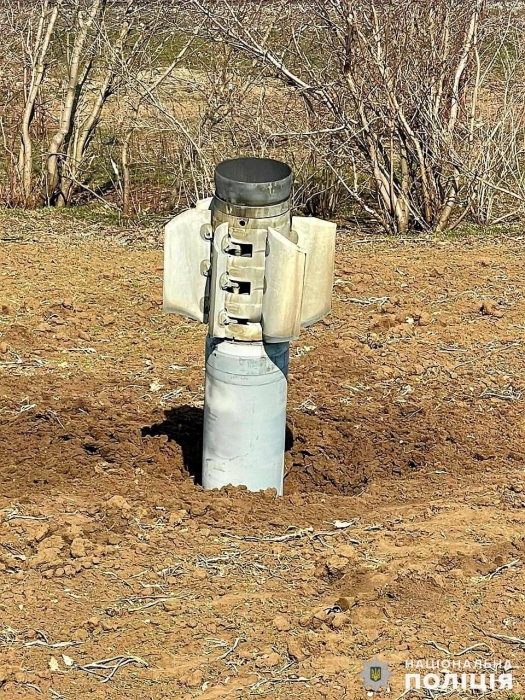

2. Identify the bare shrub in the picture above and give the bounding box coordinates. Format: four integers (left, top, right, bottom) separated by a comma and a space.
186, 0, 523, 234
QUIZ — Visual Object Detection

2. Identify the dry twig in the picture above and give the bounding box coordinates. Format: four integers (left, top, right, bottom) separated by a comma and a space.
480, 558, 521, 581
76, 655, 147, 683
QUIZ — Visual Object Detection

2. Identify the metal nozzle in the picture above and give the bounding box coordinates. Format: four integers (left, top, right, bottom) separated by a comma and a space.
214, 157, 293, 207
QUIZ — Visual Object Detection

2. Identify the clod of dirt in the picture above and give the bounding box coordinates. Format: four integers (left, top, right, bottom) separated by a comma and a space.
101, 619, 119, 632
324, 554, 349, 579
312, 608, 333, 628
70, 537, 87, 558
331, 613, 348, 629
85, 616, 100, 630
308, 654, 348, 675
182, 669, 204, 688
256, 652, 281, 669
416, 311, 431, 326
273, 614, 292, 632
29, 547, 63, 570
286, 637, 309, 662
479, 300, 503, 317
168, 509, 188, 526
192, 567, 208, 581
334, 544, 357, 560
105, 495, 131, 511
163, 599, 181, 613
370, 314, 397, 331
39, 535, 65, 551
334, 596, 354, 612
27, 523, 50, 544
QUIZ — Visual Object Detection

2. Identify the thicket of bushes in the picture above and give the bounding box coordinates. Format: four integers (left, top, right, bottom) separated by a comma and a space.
0, 0, 523, 234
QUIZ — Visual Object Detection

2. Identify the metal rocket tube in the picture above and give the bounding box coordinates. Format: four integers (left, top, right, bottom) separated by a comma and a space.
203, 337, 289, 494
163, 156, 336, 495
202, 159, 293, 494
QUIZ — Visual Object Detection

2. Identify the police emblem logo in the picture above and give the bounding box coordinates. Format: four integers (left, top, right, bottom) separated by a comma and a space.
360, 658, 391, 691
370, 666, 382, 682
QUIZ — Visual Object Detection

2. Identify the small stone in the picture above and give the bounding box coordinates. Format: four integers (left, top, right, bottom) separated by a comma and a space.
273, 615, 292, 632
0, 342, 7, 354
192, 568, 208, 581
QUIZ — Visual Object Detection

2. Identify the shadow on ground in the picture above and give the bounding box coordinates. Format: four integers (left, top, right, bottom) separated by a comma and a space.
142, 406, 294, 485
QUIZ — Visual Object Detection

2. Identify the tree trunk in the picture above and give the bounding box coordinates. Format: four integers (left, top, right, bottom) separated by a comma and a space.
121, 129, 132, 217
45, 0, 104, 205
18, 0, 60, 206
66, 0, 134, 201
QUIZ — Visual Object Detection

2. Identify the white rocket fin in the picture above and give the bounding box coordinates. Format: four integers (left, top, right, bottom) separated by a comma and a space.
163, 208, 212, 322
292, 216, 336, 326
262, 227, 306, 342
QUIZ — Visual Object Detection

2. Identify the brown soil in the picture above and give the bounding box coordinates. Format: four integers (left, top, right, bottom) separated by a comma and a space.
1, 216, 525, 698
